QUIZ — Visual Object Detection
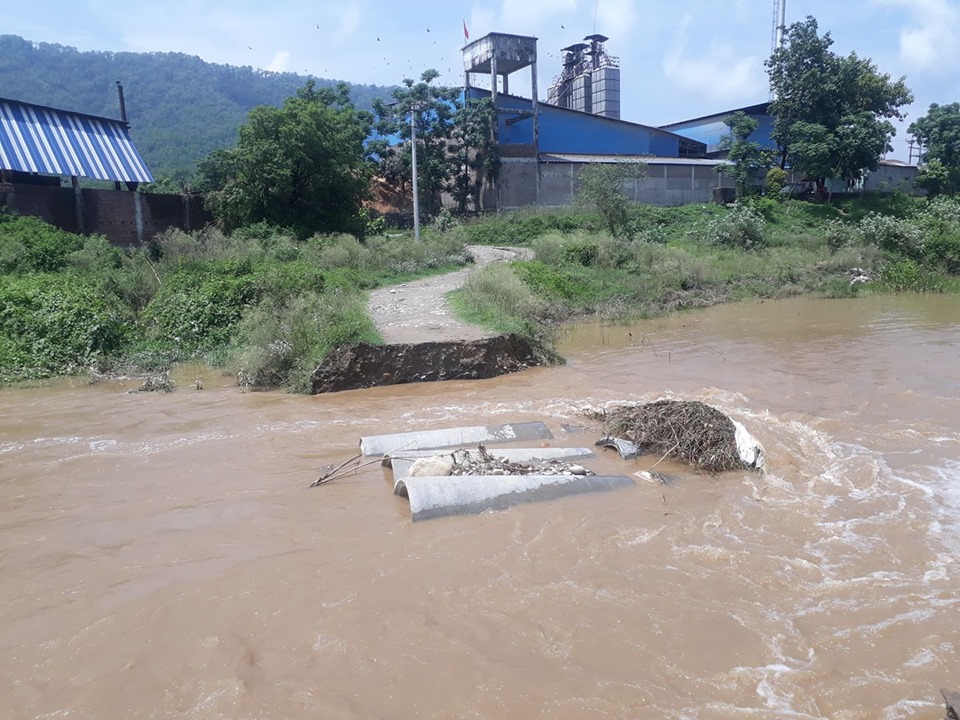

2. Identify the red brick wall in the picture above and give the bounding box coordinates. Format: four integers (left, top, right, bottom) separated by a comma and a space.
0, 184, 212, 246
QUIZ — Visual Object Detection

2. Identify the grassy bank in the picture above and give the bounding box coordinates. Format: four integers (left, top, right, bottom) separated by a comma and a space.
450, 195, 960, 341
3, 193, 958, 392
0, 214, 468, 391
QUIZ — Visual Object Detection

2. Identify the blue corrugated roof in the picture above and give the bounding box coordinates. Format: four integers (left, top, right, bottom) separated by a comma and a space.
0, 97, 154, 183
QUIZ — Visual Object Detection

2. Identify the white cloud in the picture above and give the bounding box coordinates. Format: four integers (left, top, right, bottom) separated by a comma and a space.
596, 0, 636, 36
874, 0, 960, 72
500, 0, 579, 33
268, 50, 291, 72
661, 15, 766, 104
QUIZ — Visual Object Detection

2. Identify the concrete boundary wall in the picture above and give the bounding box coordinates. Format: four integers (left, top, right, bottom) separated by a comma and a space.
500, 159, 736, 209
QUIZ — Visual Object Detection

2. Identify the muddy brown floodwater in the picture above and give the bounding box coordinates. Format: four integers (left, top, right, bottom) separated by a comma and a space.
1, 295, 959, 720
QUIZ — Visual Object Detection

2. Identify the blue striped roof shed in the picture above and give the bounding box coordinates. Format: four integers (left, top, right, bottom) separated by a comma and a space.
0, 97, 154, 183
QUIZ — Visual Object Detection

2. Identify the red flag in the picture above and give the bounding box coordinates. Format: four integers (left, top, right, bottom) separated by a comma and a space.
463, 19, 470, 40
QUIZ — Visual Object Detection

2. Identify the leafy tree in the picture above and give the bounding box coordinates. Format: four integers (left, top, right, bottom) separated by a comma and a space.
201, 81, 373, 238
766, 17, 913, 184
450, 97, 500, 213
721, 111, 766, 199
372, 71, 459, 218
575, 162, 647, 236
909, 103, 960, 196
371, 70, 499, 217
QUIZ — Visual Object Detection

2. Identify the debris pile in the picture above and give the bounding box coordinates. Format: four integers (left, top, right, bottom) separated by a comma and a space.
446, 445, 593, 477
590, 400, 760, 473
127, 371, 174, 393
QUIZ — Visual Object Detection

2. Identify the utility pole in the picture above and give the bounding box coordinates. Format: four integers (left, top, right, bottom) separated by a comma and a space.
410, 109, 421, 243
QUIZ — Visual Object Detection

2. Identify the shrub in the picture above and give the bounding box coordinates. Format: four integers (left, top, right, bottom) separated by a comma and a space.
456, 263, 550, 339
141, 264, 259, 351
703, 204, 768, 250
558, 240, 600, 267
765, 167, 788, 196
575, 163, 646, 236
0, 214, 85, 273
924, 234, 960, 274
230, 291, 380, 392
858, 212, 925, 259
879, 259, 944, 292
512, 261, 587, 302
0, 274, 130, 381
823, 219, 860, 253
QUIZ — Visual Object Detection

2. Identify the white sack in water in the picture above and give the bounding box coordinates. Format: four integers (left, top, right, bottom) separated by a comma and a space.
408, 455, 455, 477
732, 420, 764, 472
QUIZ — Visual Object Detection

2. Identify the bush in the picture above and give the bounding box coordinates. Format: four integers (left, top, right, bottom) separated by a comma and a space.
0, 213, 85, 273
455, 263, 550, 339
924, 234, 960, 274
141, 263, 259, 351
459, 211, 602, 245
703, 204, 768, 250
230, 291, 380, 392
0, 274, 130, 381
558, 240, 600, 267
858, 212, 925, 259
765, 167, 788, 196
879, 259, 944, 292
823, 219, 860, 253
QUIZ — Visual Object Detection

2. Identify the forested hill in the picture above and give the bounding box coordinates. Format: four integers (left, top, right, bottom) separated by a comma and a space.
0, 35, 394, 179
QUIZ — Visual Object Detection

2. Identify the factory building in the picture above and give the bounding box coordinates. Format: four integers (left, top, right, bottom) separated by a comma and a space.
461, 32, 733, 209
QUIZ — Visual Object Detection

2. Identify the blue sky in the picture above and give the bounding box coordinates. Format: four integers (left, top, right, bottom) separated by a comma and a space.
3, 0, 959, 159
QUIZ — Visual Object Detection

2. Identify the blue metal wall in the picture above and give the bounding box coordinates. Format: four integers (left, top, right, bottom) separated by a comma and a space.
466, 88, 683, 157
664, 110, 775, 155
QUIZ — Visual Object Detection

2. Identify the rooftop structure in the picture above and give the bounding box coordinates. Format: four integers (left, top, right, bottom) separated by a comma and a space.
0, 96, 153, 184
547, 34, 621, 119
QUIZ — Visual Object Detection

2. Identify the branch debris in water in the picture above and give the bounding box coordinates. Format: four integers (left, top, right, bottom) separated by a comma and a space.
588, 400, 746, 473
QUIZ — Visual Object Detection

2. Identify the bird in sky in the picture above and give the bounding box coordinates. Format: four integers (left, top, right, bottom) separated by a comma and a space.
377, 36, 381, 41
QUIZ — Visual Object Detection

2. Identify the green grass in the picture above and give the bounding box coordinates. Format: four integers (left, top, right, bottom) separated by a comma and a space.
448, 195, 960, 344
2, 193, 958, 390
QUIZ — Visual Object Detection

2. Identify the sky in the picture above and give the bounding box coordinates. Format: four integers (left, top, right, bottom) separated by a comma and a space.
3, 0, 959, 159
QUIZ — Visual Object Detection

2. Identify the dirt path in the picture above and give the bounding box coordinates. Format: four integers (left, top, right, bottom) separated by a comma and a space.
369, 245, 531, 345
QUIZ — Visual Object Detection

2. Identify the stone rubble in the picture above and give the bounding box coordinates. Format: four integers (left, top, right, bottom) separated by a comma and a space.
448, 445, 594, 477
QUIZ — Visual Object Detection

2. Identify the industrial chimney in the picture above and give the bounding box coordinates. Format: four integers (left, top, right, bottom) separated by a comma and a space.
547, 34, 620, 119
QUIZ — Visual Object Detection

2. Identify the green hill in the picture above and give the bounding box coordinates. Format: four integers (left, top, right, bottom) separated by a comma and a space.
0, 35, 393, 180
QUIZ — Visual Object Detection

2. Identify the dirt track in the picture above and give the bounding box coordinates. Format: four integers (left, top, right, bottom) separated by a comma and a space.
368, 245, 531, 345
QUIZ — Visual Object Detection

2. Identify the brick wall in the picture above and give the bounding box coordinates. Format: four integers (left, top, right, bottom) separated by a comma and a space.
0, 184, 212, 246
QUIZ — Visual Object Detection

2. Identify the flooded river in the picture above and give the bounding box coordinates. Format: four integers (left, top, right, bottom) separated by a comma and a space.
1, 295, 958, 719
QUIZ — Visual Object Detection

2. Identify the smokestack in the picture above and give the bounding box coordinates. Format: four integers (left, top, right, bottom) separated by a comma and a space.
116, 80, 127, 123
775, 0, 786, 51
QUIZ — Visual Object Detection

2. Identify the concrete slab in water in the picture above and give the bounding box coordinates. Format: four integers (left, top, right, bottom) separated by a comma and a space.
385, 447, 596, 479
394, 473, 635, 521
360, 422, 553, 457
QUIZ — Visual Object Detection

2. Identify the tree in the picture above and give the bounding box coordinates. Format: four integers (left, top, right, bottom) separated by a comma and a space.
201, 81, 373, 237
766, 17, 913, 184
371, 71, 459, 218
575, 162, 647, 236
450, 98, 499, 213
721, 111, 766, 199
909, 103, 960, 196
371, 70, 499, 216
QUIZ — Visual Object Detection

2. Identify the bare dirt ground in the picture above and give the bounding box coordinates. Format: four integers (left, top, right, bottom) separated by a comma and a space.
369, 245, 532, 345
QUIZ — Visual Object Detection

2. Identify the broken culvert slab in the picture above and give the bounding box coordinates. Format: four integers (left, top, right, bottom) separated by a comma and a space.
311, 334, 559, 394
360, 421, 553, 457
394, 473, 635, 522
